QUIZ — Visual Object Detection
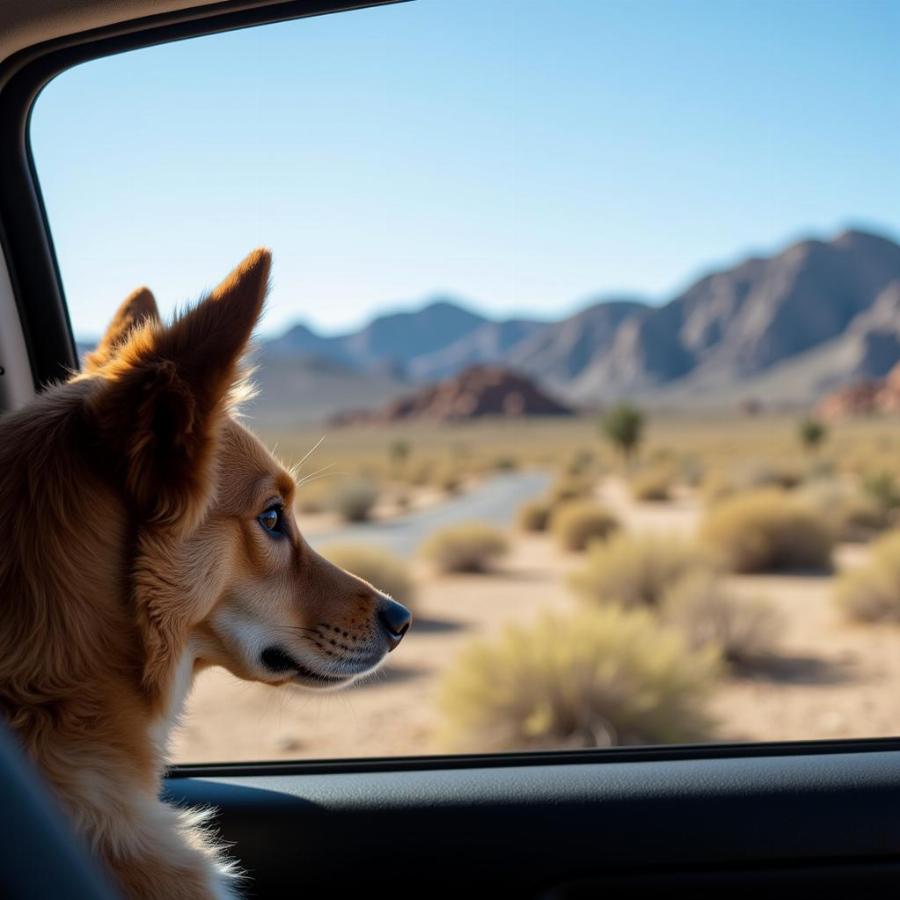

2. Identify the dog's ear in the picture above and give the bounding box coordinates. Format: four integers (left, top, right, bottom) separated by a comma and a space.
90, 249, 271, 532
83, 286, 160, 373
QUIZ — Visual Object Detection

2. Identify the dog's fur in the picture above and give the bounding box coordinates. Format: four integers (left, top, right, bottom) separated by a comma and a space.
0, 251, 409, 899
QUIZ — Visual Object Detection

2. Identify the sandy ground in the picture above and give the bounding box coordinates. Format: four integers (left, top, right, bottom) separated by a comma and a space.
173, 478, 900, 763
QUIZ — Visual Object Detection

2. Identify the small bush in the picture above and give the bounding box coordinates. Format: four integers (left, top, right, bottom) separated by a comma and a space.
492, 455, 519, 472
700, 489, 833, 573
517, 499, 553, 533
569, 532, 711, 610
421, 522, 509, 573
321, 543, 415, 607
551, 501, 619, 552
835, 531, 900, 623
630, 466, 674, 502
679, 454, 706, 488
439, 607, 718, 751
330, 477, 380, 522
799, 480, 889, 543
736, 461, 804, 491
862, 470, 900, 516
563, 449, 597, 477
798, 416, 828, 454
433, 464, 463, 495
701, 470, 735, 507
548, 475, 594, 505
406, 459, 435, 487
388, 439, 411, 473
661, 571, 780, 669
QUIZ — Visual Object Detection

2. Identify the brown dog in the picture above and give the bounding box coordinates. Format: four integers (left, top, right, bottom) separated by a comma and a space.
0, 250, 411, 898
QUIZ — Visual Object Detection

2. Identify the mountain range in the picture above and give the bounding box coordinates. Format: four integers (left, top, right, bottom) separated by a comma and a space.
246, 228, 900, 422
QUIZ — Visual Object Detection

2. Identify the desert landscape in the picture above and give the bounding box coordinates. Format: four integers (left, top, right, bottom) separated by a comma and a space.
75, 226, 900, 764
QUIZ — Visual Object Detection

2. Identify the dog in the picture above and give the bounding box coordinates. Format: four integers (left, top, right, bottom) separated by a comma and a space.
0, 249, 411, 899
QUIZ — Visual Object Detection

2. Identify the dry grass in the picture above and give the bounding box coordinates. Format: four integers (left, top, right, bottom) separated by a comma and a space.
547, 474, 595, 505
798, 479, 890, 543
420, 521, 510, 573
630, 465, 675, 502
569, 531, 711, 609
550, 501, 619, 552
835, 531, 900, 623
330, 477, 379, 522
699, 489, 833, 574
439, 607, 719, 751
661, 570, 781, 669
516, 498, 554, 533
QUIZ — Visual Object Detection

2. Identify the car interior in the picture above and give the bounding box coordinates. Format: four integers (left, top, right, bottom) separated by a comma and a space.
2, 1, 900, 897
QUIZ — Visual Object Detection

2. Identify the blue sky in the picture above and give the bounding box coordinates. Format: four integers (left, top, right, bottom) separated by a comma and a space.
30, 0, 900, 339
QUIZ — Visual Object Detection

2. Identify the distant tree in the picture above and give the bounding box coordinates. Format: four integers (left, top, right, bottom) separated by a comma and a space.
600, 403, 645, 464
388, 439, 411, 475
798, 417, 827, 454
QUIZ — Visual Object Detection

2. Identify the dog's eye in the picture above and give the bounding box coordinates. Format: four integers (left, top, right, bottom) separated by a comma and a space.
258, 504, 286, 537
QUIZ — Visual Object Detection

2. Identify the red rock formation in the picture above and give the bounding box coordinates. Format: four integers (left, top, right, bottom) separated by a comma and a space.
329, 365, 573, 425
817, 362, 900, 420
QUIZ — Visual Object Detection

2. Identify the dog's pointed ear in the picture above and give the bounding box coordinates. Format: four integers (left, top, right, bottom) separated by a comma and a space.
90, 249, 271, 531
83, 286, 160, 373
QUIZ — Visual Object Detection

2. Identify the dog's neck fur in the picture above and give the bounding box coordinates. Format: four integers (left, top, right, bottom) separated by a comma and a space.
0, 384, 188, 789
149, 645, 199, 760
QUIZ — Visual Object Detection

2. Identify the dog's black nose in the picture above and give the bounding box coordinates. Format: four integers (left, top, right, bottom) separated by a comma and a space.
377, 598, 412, 651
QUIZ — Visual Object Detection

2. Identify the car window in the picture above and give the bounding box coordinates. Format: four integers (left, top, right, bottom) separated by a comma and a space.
29, 0, 900, 763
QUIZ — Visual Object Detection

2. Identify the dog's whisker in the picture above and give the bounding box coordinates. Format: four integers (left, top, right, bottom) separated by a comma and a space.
292, 435, 327, 475
295, 464, 339, 489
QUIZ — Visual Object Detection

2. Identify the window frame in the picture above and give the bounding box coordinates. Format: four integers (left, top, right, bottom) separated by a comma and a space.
4, 0, 900, 776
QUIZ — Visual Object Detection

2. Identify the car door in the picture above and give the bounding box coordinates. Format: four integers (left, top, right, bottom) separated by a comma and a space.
2, 1, 900, 897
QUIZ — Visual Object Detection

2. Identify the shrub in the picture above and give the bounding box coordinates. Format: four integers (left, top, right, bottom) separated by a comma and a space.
835, 531, 900, 623
547, 475, 594, 505
421, 522, 509, 573
492, 455, 519, 472
433, 464, 463, 495
736, 461, 804, 491
330, 477, 379, 523
569, 532, 711, 609
388, 439, 411, 473
320, 543, 415, 607
564, 449, 597, 477
699, 489, 833, 573
551, 501, 619, 552
661, 571, 780, 669
701, 470, 735, 507
862, 470, 900, 516
798, 416, 828, 454
439, 607, 719, 751
599, 403, 645, 463
799, 480, 889, 542
406, 459, 434, 487
630, 466, 674, 502
516, 498, 553, 533
679, 454, 706, 488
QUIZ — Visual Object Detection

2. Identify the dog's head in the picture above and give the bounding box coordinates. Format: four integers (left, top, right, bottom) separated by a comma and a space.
81, 250, 410, 704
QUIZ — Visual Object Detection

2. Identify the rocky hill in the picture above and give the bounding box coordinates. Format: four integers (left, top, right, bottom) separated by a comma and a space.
329, 365, 573, 425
